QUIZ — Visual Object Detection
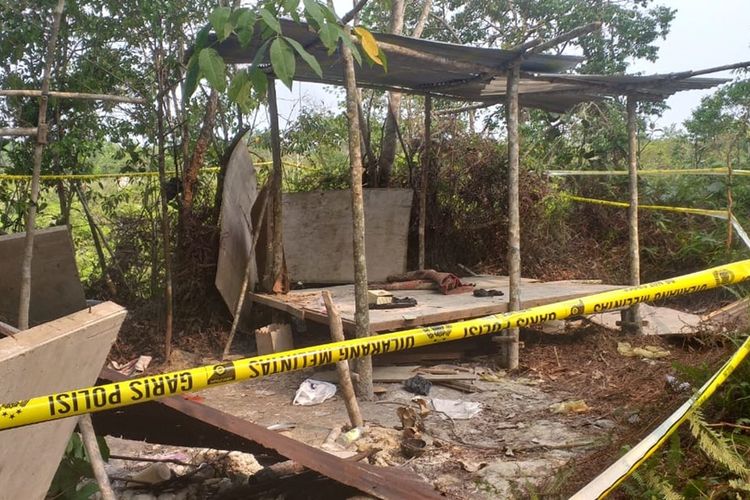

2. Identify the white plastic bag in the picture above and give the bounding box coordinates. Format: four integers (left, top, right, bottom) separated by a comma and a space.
292, 378, 337, 406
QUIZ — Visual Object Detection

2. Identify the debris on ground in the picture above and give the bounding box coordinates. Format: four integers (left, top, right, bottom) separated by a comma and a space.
292, 379, 337, 406
108, 355, 152, 376
403, 374, 432, 395
617, 341, 670, 359
432, 398, 482, 419
549, 399, 591, 414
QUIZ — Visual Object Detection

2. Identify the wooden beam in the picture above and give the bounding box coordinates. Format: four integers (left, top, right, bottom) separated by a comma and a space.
528, 22, 602, 54
418, 95, 432, 270
267, 77, 285, 293
0, 127, 38, 137
502, 62, 521, 369
0, 89, 145, 104
623, 95, 643, 334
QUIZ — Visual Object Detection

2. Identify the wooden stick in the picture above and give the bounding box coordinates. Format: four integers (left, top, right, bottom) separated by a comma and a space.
78, 414, 116, 500
322, 291, 363, 428
341, 34, 374, 399
222, 184, 271, 359
528, 22, 602, 54
267, 77, 285, 293
0, 89, 145, 104
0, 127, 38, 137
0, 320, 18, 338
74, 184, 117, 296
418, 95, 432, 269
17, 0, 65, 330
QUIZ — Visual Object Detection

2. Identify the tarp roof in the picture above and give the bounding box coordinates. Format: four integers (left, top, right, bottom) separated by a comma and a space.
213, 19, 727, 113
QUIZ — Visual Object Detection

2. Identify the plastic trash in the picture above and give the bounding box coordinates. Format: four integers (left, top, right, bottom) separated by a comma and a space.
292, 378, 337, 406
432, 398, 482, 419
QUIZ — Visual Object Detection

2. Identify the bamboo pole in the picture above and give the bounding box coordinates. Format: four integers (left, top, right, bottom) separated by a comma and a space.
0, 89, 145, 104
222, 186, 271, 359
155, 47, 175, 359
341, 38, 373, 399
78, 415, 116, 500
623, 95, 642, 334
418, 95, 432, 270
17, 0, 65, 331
502, 62, 521, 369
266, 77, 285, 293
322, 291, 363, 428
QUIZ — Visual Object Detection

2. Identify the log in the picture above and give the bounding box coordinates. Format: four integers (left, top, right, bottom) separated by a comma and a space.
322, 291, 363, 428
0, 89, 145, 104
78, 414, 116, 500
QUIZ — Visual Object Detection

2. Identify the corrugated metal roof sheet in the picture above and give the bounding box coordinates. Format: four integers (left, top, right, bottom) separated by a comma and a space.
212, 19, 727, 112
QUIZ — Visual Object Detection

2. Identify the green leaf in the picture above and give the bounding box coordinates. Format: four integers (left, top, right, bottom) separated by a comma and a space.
284, 36, 322, 78
199, 48, 226, 92
377, 46, 388, 72
259, 8, 282, 34
209, 7, 232, 41
270, 37, 295, 89
236, 25, 255, 47
229, 70, 253, 112
303, 0, 324, 26
283, 0, 300, 14
250, 67, 268, 99
230, 7, 251, 26
195, 23, 211, 51
339, 30, 362, 66
353, 26, 382, 66
318, 22, 338, 54
183, 53, 201, 103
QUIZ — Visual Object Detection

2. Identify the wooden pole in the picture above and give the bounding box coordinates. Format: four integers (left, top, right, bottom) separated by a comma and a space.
418, 95, 432, 270
74, 184, 117, 296
155, 47, 175, 358
0, 89, 145, 104
222, 186, 271, 359
0, 127, 38, 137
17, 0, 65, 331
502, 62, 521, 369
266, 77, 284, 293
341, 38, 373, 399
78, 414, 116, 500
322, 291, 364, 428
623, 95, 642, 334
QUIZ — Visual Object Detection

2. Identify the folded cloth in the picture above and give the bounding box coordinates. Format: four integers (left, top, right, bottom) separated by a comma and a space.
385, 269, 474, 295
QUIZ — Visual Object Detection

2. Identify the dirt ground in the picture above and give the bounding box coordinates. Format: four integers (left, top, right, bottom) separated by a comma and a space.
105, 315, 735, 499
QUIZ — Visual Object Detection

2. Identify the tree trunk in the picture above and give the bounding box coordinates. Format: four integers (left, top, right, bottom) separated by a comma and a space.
502, 62, 521, 369
623, 95, 642, 334
267, 78, 285, 293
418, 95, 432, 270
342, 39, 373, 400
17, 0, 65, 330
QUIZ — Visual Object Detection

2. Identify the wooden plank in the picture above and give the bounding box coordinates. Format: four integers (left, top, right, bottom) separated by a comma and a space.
314, 365, 476, 383
251, 277, 623, 333
215, 142, 259, 319
282, 189, 412, 283
0, 302, 126, 500
0, 226, 86, 327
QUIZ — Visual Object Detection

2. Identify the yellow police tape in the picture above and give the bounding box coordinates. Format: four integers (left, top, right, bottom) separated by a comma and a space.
572, 330, 750, 498
0, 161, 304, 182
547, 167, 750, 177
563, 194, 750, 250
1, 260, 749, 437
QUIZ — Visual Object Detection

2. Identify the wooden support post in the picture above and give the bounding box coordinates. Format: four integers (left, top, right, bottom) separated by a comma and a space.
502, 62, 521, 369
623, 95, 643, 334
74, 184, 117, 296
78, 414, 116, 500
322, 291, 364, 428
17, 0, 65, 330
418, 95, 432, 270
341, 38, 373, 399
266, 77, 285, 293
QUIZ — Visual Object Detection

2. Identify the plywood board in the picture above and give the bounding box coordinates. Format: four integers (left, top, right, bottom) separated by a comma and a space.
215, 142, 258, 317
0, 226, 86, 327
282, 189, 413, 283
0, 302, 126, 500
250, 276, 623, 333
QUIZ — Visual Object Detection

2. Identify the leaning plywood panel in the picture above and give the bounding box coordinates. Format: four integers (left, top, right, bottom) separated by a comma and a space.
215, 143, 259, 315
0, 226, 87, 328
283, 189, 412, 283
0, 302, 126, 500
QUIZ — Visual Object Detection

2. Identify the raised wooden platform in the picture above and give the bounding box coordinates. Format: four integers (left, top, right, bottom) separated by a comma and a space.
250, 276, 623, 333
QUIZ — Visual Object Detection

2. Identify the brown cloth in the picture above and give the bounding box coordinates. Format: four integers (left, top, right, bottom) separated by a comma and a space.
383, 270, 474, 295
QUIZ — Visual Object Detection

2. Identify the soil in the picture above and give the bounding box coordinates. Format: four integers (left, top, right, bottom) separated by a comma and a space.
106, 314, 736, 499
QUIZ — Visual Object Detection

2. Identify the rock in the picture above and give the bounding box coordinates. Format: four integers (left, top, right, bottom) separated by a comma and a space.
627, 413, 641, 425
593, 419, 616, 430
132, 494, 158, 500
157, 493, 177, 500
476, 458, 567, 497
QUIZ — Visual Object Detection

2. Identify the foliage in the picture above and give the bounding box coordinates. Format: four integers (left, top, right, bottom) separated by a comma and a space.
48, 432, 110, 500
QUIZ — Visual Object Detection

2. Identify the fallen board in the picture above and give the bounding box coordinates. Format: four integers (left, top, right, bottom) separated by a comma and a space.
0, 226, 87, 327
314, 365, 477, 383
282, 189, 412, 283
0, 302, 126, 500
250, 276, 623, 333
215, 141, 259, 318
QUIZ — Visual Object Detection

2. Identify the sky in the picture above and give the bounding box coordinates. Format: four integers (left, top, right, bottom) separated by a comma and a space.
271, 0, 750, 131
